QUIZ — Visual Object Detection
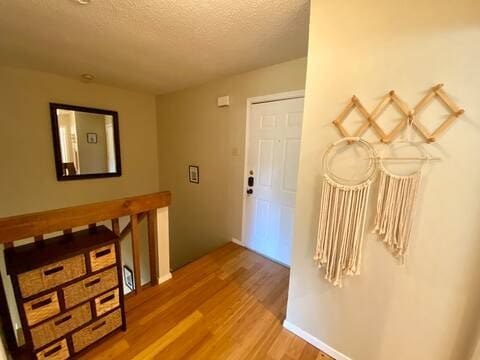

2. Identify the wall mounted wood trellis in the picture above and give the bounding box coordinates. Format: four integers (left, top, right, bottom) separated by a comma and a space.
332, 84, 465, 143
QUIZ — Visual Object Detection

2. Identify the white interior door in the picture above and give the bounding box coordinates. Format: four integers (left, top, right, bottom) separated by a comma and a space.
244, 96, 304, 266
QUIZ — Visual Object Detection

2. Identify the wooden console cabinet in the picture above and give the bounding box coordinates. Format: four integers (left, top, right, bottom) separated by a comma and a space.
5, 226, 126, 359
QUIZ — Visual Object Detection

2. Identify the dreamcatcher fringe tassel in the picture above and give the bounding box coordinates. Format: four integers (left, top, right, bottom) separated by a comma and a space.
373, 167, 421, 262
314, 175, 371, 287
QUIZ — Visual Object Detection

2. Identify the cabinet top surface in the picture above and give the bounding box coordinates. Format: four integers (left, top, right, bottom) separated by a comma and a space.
4, 225, 118, 274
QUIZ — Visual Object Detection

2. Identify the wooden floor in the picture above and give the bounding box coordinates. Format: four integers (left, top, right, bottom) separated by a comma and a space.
83, 243, 331, 360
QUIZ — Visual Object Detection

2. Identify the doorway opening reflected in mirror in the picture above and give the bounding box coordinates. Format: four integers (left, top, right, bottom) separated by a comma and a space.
50, 103, 121, 180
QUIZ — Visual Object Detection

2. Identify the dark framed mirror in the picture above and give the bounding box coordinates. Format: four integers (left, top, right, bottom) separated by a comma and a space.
50, 103, 122, 181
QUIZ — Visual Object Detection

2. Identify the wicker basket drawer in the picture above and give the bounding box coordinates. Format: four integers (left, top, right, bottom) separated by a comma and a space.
63, 267, 118, 309
24, 292, 60, 327
36, 339, 69, 360
18, 255, 86, 298
71, 309, 122, 353
31, 302, 92, 350
95, 288, 120, 317
89, 244, 116, 272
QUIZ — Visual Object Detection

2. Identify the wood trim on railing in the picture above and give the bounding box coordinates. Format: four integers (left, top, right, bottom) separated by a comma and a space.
111, 219, 120, 236
130, 214, 142, 294
0, 192, 171, 244
147, 210, 159, 286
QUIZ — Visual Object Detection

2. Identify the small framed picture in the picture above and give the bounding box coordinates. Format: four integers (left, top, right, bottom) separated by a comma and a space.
189, 165, 199, 184
124, 265, 134, 291
87, 133, 98, 144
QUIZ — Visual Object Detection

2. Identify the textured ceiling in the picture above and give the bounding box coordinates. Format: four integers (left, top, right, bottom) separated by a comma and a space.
0, 0, 309, 94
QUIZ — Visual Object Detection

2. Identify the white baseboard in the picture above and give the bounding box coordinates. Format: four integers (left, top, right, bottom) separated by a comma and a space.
283, 320, 351, 360
231, 238, 244, 246
157, 272, 172, 284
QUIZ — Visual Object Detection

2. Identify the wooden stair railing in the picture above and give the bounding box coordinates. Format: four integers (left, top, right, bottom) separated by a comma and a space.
0, 192, 171, 355
0, 191, 171, 293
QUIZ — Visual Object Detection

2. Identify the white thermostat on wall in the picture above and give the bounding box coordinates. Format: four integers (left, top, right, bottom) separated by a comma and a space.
217, 96, 230, 107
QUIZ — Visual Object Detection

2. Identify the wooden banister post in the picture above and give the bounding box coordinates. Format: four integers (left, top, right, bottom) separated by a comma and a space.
0, 273, 17, 353
0, 331, 9, 360
111, 218, 120, 236
34, 235, 44, 242
130, 214, 142, 293
156, 207, 171, 284
147, 210, 159, 286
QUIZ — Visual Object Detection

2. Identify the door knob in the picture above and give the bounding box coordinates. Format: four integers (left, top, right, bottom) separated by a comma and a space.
246, 189, 253, 195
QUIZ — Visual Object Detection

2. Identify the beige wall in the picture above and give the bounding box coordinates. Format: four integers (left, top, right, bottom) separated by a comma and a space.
472, 339, 480, 360
0, 65, 159, 342
286, 1, 480, 360
0, 66, 159, 218
157, 58, 307, 269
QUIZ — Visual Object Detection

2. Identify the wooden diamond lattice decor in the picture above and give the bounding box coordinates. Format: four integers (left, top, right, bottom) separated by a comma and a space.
412, 84, 465, 143
332, 96, 371, 139
331, 85, 465, 144
368, 90, 410, 143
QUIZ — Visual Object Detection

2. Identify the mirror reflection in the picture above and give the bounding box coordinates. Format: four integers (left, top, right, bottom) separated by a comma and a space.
50, 104, 121, 180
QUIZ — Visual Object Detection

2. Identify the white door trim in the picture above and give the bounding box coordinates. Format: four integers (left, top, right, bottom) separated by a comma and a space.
240, 90, 305, 256
247, 90, 305, 105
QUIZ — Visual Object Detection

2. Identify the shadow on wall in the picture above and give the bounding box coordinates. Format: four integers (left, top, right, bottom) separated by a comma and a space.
449, 232, 480, 359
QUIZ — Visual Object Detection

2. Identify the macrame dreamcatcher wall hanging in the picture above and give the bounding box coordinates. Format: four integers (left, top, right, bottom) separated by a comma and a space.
314, 137, 377, 287
373, 142, 425, 262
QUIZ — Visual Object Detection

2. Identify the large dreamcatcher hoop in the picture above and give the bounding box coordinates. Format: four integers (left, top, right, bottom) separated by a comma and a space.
315, 137, 377, 287
322, 137, 377, 185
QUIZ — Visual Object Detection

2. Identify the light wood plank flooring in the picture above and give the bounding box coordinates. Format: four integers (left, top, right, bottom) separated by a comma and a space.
83, 243, 331, 359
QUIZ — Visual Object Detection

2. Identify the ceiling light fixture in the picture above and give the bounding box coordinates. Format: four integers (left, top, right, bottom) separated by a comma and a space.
81, 74, 95, 82
76, 0, 91, 5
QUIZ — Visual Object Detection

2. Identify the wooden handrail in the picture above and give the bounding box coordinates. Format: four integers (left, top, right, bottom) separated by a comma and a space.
0, 191, 171, 244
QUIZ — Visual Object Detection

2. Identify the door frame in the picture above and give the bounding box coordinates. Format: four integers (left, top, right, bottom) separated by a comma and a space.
239, 90, 305, 256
